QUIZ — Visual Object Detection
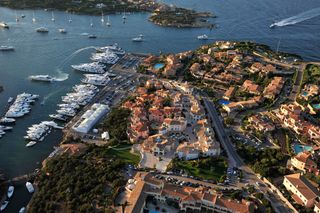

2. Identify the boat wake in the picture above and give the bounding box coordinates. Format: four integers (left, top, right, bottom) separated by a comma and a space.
57, 46, 97, 69
273, 7, 320, 27
54, 68, 69, 81
40, 88, 64, 105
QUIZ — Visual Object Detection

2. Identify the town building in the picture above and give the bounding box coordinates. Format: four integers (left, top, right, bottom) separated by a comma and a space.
290, 151, 319, 175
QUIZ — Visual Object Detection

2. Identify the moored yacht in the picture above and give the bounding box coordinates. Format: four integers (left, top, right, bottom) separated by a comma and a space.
59, 28, 67, 33
26, 182, 34, 193
132, 34, 144, 42
71, 62, 105, 73
0, 201, 9, 211
197, 34, 208, 40
7, 185, 14, 198
0, 117, 15, 124
36, 27, 49, 33
26, 141, 37, 147
96, 43, 125, 55
91, 50, 119, 64
0, 46, 14, 51
0, 22, 9, 29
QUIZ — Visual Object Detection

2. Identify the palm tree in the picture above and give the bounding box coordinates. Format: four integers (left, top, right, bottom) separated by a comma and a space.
121, 201, 129, 213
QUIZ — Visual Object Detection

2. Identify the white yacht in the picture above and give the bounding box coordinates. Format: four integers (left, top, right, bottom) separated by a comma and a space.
96, 43, 125, 55
7, 185, 14, 198
132, 34, 144, 42
81, 74, 110, 86
26, 182, 34, 193
0, 22, 9, 28
0, 201, 9, 211
0, 126, 13, 131
26, 141, 37, 147
19, 207, 26, 213
59, 28, 67, 33
5, 93, 38, 118
49, 114, 68, 121
0, 46, 14, 51
197, 34, 208, 40
7, 97, 14, 103
36, 27, 49, 33
0, 117, 15, 124
91, 51, 119, 64
29, 75, 55, 82
106, 16, 111, 27
71, 62, 105, 73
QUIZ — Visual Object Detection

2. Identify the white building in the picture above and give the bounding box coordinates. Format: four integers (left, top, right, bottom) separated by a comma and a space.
72, 103, 109, 134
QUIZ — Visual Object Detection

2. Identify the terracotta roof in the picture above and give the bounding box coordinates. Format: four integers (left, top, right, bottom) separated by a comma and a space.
284, 173, 320, 200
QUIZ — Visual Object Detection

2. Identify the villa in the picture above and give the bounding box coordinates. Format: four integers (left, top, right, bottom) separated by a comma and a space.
241, 80, 261, 95
290, 151, 319, 175
263, 77, 284, 99
283, 173, 320, 208
248, 115, 275, 132
300, 84, 319, 100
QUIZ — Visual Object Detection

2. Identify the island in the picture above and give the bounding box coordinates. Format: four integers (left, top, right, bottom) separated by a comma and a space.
0, 0, 215, 28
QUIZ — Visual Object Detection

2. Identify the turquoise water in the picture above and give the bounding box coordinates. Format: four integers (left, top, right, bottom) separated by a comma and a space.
302, 91, 308, 96
313, 103, 320, 109
154, 63, 165, 70
219, 99, 230, 105
293, 144, 313, 154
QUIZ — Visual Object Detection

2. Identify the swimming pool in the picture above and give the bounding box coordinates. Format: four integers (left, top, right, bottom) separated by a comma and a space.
293, 144, 313, 154
313, 103, 320, 109
219, 99, 230, 105
301, 91, 308, 97
154, 63, 165, 70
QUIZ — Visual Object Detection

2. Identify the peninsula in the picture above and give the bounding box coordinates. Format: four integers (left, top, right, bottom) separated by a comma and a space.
0, 0, 215, 28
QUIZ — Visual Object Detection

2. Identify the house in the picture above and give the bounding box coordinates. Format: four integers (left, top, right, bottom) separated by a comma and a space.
176, 143, 200, 160
314, 202, 320, 213
223, 97, 261, 114
263, 77, 284, 99
291, 151, 319, 175
190, 100, 205, 122
248, 115, 275, 132
163, 55, 182, 77
242, 80, 261, 95
161, 117, 187, 134
301, 84, 319, 100
148, 107, 164, 123
283, 173, 320, 208
223, 86, 236, 100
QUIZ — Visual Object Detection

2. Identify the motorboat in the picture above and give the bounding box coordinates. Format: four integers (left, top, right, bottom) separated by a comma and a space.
26, 182, 34, 193
0, 126, 13, 131
7, 185, 14, 198
29, 75, 55, 82
49, 114, 68, 121
0, 46, 14, 51
7, 97, 14, 103
197, 34, 208, 40
96, 43, 125, 55
59, 28, 67, 33
270, 22, 277, 28
26, 141, 37, 147
71, 62, 105, 73
0, 201, 9, 211
91, 51, 119, 64
0, 22, 9, 29
88, 34, 97, 39
36, 27, 49, 33
0, 117, 15, 124
19, 207, 26, 213
132, 34, 144, 42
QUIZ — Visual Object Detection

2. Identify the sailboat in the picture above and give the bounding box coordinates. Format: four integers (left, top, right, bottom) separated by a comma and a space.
106, 16, 111, 27
51, 11, 55, 22
101, 11, 105, 23
32, 11, 36, 23
90, 18, 94, 27
15, 11, 20, 22
68, 14, 72, 23
122, 9, 127, 20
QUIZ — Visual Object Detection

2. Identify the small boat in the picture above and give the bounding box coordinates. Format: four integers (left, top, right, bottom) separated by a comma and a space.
0, 46, 14, 51
90, 18, 94, 27
0, 117, 15, 124
106, 16, 111, 27
29, 75, 55, 82
7, 185, 14, 198
51, 11, 55, 22
19, 207, 26, 213
0, 22, 9, 29
101, 11, 105, 23
197, 34, 208, 40
132, 34, 144, 42
0, 201, 9, 211
26, 141, 37, 147
88, 34, 97, 39
26, 182, 34, 193
59, 28, 67, 34
36, 27, 49, 33
7, 97, 13, 103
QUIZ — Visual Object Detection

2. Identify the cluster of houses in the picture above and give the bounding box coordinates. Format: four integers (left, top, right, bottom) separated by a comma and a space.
125, 172, 254, 213
123, 79, 221, 166
275, 103, 320, 142
247, 114, 275, 133
289, 148, 319, 175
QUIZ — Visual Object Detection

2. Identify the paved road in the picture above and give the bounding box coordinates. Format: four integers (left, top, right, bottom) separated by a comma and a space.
203, 98, 243, 167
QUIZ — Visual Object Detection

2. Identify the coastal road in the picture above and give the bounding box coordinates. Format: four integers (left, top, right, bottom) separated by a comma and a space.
203, 98, 243, 167
288, 63, 306, 102
202, 97, 292, 213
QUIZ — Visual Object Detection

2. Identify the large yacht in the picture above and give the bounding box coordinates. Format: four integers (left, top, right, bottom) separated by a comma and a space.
0, 22, 9, 29
29, 75, 55, 82
0, 46, 14, 51
71, 62, 105, 74
91, 50, 119, 64
96, 43, 125, 55
197, 34, 208, 40
81, 74, 110, 86
5, 93, 38, 118
36, 27, 49, 33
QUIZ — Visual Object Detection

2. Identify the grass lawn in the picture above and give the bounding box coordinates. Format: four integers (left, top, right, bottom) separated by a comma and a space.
173, 157, 227, 181
106, 145, 140, 165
